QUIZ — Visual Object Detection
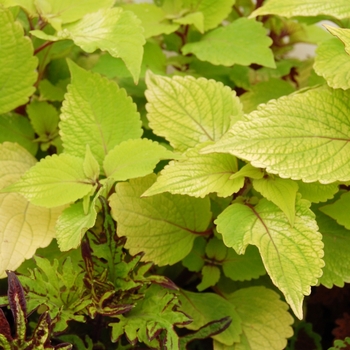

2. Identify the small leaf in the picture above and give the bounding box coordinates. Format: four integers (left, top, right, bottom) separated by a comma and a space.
182, 18, 275, 68
296, 181, 339, 203
215, 197, 324, 319
83, 145, 100, 181
197, 265, 221, 291
173, 12, 204, 33
0, 7, 37, 114
109, 174, 212, 266
103, 139, 175, 181
60, 61, 142, 166
145, 72, 243, 152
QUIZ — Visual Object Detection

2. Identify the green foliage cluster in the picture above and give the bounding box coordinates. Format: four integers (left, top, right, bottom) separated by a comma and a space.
0, 0, 350, 348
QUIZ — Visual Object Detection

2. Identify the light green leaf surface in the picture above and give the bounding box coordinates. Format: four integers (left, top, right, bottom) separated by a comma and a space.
38, 79, 65, 101
319, 192, 350, 230
182, 18, 275, 68
213, 287, 293, 350
109, 174, 211, 266
296, 181, 339, 203
63, 8, 145, 82
145, 72, 243, 152
197, 265, 220, 291
0, 113, 36, 156
179, 290, 242, 346
250, 0, 350, 19
60, 61, 142, 167
314, 38, 350, 90
203, 86, 350, 183
222, 246, 266, 282
252, 176, 298, 225
103, 139, 175, 181
3, 0, 37, 16
143, 144, 244, 198
314, 205, 350, 288
0, 7, 37, 114
35, 0, 114, 30
325, 25, 350, 55
122, 3, 179, 38
3, 153, 95, 207
173, 11, 204, 33
0, 143, 63, 277
229, 163, 264, 180
215, 197, 324, 319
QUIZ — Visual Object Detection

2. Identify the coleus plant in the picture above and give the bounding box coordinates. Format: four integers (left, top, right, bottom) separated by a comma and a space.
1, 0, 350, 348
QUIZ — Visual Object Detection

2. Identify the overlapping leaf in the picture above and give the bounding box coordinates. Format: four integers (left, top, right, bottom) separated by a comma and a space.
109, 174, 212, 266
60, 61, 142, 167
215, 197, 324, 319
296, 181, 339, 203
145, 72, 243, 152
0, 7, 37, 114
182, 18, 275, 68
325, 26, 350, 55
203, 86, 350, 183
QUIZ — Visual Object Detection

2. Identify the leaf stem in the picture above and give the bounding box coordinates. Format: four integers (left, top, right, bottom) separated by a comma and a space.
34, 41, 54, 55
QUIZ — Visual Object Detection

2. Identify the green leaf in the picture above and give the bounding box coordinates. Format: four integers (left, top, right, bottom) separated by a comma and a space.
34, 0, 115, 30
60, 61, 142, 167
0, 113, 37, 156
314, 38, 350, 90
182, 236, 206, 272
203, 86, 350, 183
296, 181, 339, 203
222, 246, 266, 282
109, 174, 212, 266
252, 176, 298, 225
325, 25, 350, 55
215, 197, 324, 319
173, 11, 204, 33
103, 139, 175, 181
0, 7, 37, 114
63, 8, 145, 82
143, 143, 244, 198
38, 79, 65, 102
214, 287, 293, 350
182, 18, 275, 68
182, 0, 236, 31
145, 72, 243, 152
250, 0, 350, 19
179, 289, 242, 346
197, 265, 221, 291
0, 143, 63, 277
122, 3, 179, 38
3, 153, 95, 207
83, 145, 100, 181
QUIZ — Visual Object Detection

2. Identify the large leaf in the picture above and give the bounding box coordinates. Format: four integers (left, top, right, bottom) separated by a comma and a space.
250, 0, 350, 19
63, 8, 145, 82
143, 143, 244, 198
213, 287, 294, 350
182, 18, 275, 68
0, 7, 37, 114
215, 197, 324, 319
60, 61, 142, 167
0, 143, 63, 277
3, 153, 95, 207
145, 72, 243, 152
109, 174, 212, 266
203, 86, 350, 183
179, 290, 242, 346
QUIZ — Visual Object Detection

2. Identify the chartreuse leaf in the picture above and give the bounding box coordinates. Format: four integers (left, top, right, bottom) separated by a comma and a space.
181, 0, 236, 31
38, 79, 66, 101
60, 61, 142, 167
103, 139, 175, 181
3, 153, 95, 207
250, 0, 350, 19
145, 72, 243, 152
0, 7, 37, 114
252, 176, 298, 226
296, 181, 339, 203
197, 265, 221, 291
109, 174, 211, 266
34, 0, 114, 30
3, 0, 37, 17
203, 86, 350, 183
314, 38, 350, 90
110, 284, 190, 349
319, 192, 350, 230
215, 197, 324, 319
325, 26, 350, 55
143, 143, 244, 198
314, 205, 350, 288
213, 287, 293, 350
0, 143, 63, 277
182, 18, 275, 68
0, 113, 37, 156
179, 290, 242, 346
121, 3, 179, 38
63, 8, 145, 82
173, 12, 204, 33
